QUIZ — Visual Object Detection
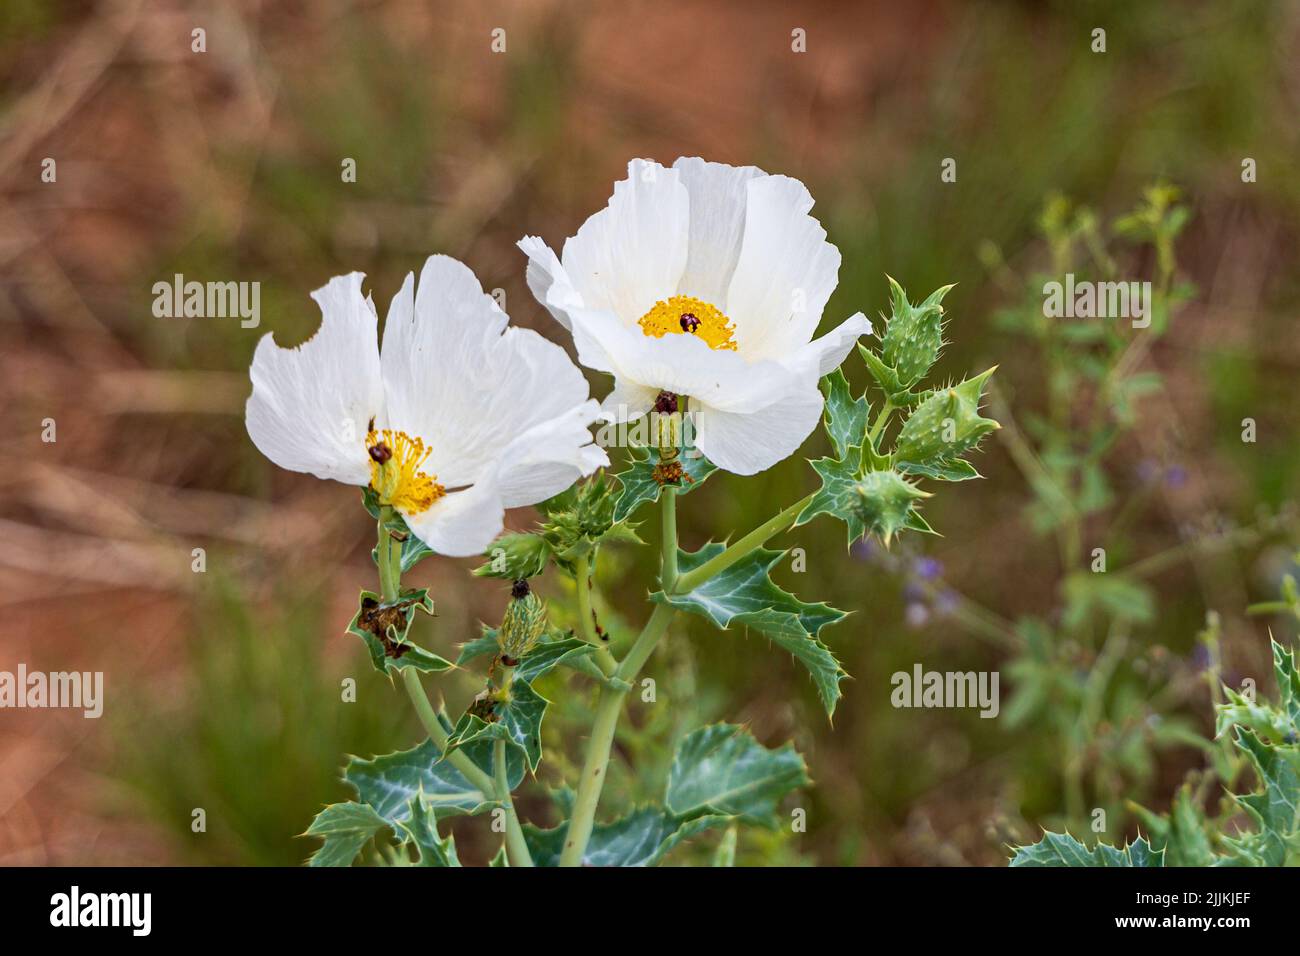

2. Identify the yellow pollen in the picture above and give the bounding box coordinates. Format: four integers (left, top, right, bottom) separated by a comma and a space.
366, 429, 445, 515
637, 295, 737, 351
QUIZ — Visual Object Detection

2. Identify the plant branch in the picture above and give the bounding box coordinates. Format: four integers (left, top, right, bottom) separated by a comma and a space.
673, 492, 814, 594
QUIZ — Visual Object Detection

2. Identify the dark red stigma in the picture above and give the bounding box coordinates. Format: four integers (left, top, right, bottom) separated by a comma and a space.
679, 313, 700, 333
511, 578, 531, 600
653, 390, 679, 414
368, 442, 392, 464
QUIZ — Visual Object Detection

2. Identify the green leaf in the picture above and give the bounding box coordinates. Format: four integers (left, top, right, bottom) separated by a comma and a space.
344, 738, 521, 821
512, 637, 597, 683
1009, 830, 1164, 867
456, 624, 502, 667
446, 678, 549, 772
304, 801, 389, 867
456, 627, 597, 684
820, 369, 870, 459
1131, 785, 1217, 867
395, 791, 461, 866
1220, 728, 1300, 866
613, 448, 715, 524
346, 588, 452, 676
665, 724, 809, 826
799, 455, 867, 545
522, 808, 730, 867
653, 543, 848, 716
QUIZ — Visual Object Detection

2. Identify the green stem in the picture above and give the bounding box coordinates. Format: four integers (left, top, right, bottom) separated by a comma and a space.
673, 492, 814, 594
558, 602, 676, 867
400, 663, 496, 797
376, 508, 499, 809
377, 509, 401, 603
866, 399, 894, 448
574, 550, 617, 675
661, 487, 679, 590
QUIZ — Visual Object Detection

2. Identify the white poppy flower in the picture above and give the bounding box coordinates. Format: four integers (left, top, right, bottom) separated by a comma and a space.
518, 157, 871, 476
246, 255, 608, 557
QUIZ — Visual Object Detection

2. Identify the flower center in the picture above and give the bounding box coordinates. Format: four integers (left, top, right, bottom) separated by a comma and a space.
366, 428, 445, 514
637, 295, 737, 351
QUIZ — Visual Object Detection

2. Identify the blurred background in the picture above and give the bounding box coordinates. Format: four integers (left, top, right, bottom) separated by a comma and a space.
1, 0, 1298, 865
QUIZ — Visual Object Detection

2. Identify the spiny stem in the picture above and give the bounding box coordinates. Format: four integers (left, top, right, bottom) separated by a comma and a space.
673, 492, 814, 594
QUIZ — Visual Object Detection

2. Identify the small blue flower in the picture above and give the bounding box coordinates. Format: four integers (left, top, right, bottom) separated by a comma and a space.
913, 556, 943, 580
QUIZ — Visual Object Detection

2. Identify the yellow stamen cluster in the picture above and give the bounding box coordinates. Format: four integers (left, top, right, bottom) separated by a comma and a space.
637, 295, 737, 351
366, 428, 445, 514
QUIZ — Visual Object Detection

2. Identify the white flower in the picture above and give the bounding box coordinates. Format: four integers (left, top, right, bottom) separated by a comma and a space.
518, 157, 871, 476
245, 255, 608, 557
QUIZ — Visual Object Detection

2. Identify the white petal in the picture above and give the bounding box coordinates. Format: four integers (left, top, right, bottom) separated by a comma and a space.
671, 157, 765, 304
725, 174, 841, 360
493, 400, 609, 508
517, 236, 618, 373
518, 235, 576, 331
560, 158, 689, 325
563, 307, 799, 414
599, 379, 660, 422
245, 272, 383, 485
693, 385, 825, 476
783, 311, 873, 379
380, 255, 597, 490
403, 481, 505, 558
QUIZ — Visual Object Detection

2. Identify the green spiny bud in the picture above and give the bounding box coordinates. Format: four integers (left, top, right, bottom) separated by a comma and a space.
499, 580, 546, 660
854, 469, 931, 546
880, 278, 953, 387
894, 366, 999, 468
